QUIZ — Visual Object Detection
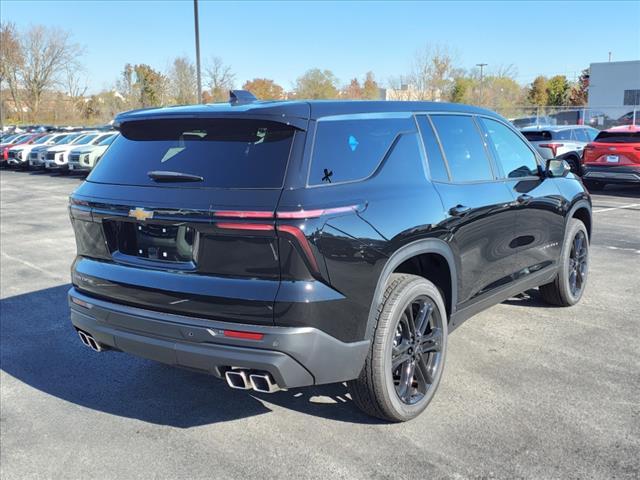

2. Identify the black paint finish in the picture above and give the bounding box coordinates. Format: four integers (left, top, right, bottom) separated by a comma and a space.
69, 100, 591, 357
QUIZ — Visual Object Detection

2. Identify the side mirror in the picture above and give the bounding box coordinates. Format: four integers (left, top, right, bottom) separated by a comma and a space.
545, 158, 571, 178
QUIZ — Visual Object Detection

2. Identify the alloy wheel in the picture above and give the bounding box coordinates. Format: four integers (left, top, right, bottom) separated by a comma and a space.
568, 230, 588, 297
391, 296, 443, 405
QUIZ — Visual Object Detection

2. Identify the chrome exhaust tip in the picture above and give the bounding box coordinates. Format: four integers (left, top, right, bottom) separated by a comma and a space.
77, 330, 104, 352
249, 373, 280, 393
224, 370, 252, 390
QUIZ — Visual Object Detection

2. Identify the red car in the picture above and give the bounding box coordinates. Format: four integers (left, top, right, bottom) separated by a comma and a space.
0, 133, 43, 164
581, 125, 640, 190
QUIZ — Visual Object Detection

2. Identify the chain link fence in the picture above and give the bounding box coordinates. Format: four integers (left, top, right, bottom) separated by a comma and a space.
494, 105, 639, 130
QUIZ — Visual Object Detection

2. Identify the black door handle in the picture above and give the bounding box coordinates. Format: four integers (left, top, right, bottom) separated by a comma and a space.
516, 194, 533, 205
449, 204, 471, 216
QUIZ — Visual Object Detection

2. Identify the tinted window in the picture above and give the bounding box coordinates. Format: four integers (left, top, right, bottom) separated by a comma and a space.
431, 115, 493, 182
573, 128, 589, 142
88, 119, 295, 188
594, 130, 640, 143
309, 116, 411, 185
553, 129, 574, 140
416, 115, 448, 181
585, 128, 599, 141
522, 130, 552, 142
480, 118, 538, 178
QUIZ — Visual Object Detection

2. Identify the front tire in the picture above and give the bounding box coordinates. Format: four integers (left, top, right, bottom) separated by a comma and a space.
348, 274, 448, 422
539, 219, 589, 306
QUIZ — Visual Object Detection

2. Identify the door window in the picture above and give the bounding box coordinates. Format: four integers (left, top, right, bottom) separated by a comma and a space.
416, 115, 449, 182
430, 115, 494, 182
479, 118, 539, 178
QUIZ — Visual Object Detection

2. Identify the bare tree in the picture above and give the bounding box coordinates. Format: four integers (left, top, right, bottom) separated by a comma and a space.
168, 56, 197, 105
19, 25, 78, 120
0, 22, 25, 121
204, 56, 234, 102
63, 62, 88, 114
410, 44, 458, 101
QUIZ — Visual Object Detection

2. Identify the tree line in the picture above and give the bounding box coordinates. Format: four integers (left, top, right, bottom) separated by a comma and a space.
1, 23, 589, 125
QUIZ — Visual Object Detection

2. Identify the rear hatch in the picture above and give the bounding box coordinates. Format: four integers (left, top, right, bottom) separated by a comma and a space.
583, 129, 640, 167
70, 117, 302, 325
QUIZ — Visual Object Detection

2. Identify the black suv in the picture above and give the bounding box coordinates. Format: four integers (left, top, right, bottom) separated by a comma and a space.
68, 93, 592, 422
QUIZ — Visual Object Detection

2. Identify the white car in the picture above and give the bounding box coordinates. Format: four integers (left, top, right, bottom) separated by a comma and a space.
8, 133, 69, 168
68, 133, 118, 172
29, 133, 85, 169
44, 132, 113, 171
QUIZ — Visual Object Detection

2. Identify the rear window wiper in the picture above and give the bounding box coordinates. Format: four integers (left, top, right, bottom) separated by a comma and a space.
147, 171, 204, 183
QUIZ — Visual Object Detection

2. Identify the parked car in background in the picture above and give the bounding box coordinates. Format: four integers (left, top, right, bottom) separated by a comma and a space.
68, 133, 117, 172
614, 111, 640, 126
521, 125, 600, 174
581, 125, 640, 190
1, 133, 43, 165
29, 133, 85, 169
44, 132, 112, 172
510, 115, 555, 128
68, 95, 592, 422
6, 133, 67, 168
550, 109, 607, 128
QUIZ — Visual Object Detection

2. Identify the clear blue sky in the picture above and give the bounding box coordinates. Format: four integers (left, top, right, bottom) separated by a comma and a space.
3, 0, 639, 94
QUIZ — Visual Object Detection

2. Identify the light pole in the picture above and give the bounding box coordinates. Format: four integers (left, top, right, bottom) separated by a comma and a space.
476, 63, 487, 105
194, 0, 202, 103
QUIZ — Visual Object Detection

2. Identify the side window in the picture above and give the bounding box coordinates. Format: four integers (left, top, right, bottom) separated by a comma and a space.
479, 118, 539, 178
586, 128, 599, 141
416, 115, 449, 182
574, 128, 589, 142
430, 115, 494, 182
308, 117, 412, 185
554, 129, 573, 140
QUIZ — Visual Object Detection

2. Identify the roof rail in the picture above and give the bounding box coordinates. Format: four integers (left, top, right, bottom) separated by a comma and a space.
229, 90, 257, 105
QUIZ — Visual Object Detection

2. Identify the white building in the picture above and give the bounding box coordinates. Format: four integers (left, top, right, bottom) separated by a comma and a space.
588, 60, 640, 118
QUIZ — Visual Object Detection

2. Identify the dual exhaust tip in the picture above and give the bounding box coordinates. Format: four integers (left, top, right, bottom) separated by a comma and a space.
77, 329, 104, 352
225, 369, 280, 393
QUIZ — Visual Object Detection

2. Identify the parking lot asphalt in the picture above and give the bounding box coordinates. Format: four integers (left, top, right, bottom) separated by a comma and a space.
1, 169, 638, 480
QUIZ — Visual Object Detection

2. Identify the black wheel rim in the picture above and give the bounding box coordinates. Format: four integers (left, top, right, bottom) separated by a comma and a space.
569, 231, 588, 296
391, 295, 443, 405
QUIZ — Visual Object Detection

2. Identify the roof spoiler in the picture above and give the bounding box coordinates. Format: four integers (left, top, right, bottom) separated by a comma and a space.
229, 90, 257, 106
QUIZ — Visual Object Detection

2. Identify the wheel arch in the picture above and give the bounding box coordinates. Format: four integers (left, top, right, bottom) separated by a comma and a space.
364, 239, 457, 340
568, 199, 592, 240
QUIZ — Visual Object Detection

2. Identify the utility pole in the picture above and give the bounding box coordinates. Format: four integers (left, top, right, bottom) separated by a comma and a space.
194, 0, 202, 103
476, 63, 488, 105
608, 51, 612, 62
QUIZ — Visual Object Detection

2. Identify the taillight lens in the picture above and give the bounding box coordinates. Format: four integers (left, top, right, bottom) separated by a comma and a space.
539, 143, 564, 157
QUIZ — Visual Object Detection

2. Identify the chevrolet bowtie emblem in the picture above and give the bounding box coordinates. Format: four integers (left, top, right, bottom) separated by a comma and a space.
128, 207, 154, 221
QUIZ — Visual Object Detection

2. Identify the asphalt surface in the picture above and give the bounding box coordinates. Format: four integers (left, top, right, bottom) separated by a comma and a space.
1, 169, 638, 479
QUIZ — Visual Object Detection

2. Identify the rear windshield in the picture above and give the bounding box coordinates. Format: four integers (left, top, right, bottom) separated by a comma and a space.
522, 131, 552, 141
594, 131, 640, 143
88, 119, 296, 188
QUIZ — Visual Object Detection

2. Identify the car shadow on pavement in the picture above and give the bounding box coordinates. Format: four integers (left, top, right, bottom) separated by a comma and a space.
590, 184, 640, 198
1, 284, 381, 427
502, 289, 555, 308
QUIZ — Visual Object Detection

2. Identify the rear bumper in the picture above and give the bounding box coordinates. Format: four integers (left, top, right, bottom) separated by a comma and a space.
68, 287, 369, 388
583, 165, 640, 184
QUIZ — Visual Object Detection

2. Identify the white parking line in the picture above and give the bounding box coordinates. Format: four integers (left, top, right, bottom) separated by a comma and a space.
593, 203, 640, 213
0, 251, 66, 281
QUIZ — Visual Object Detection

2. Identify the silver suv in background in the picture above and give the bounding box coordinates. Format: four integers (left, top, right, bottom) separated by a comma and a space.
520, 125, 599, 174
68, 133, 117, 172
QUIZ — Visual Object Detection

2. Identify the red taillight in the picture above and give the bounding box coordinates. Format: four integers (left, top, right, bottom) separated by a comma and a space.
539, 143, 564, 157
276, 224, 320, 273
276, 205, 358, 219
215, 222, 274, 231
223, 330, 264, 341
214, 210, 273, 219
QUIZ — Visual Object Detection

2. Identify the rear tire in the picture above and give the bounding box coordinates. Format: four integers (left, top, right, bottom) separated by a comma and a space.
539, 219, 589, 306
348, 274, 448, 422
